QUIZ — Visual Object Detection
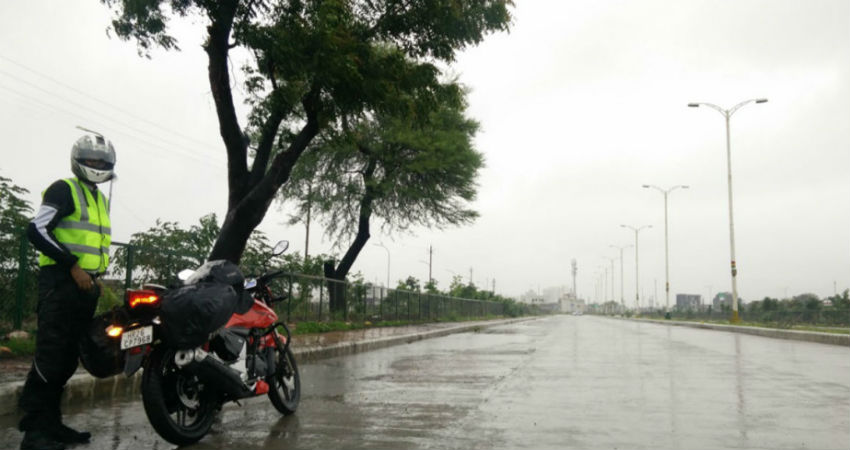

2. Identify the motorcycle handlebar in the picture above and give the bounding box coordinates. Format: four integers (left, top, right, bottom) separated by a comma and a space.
257, 270, 287, 285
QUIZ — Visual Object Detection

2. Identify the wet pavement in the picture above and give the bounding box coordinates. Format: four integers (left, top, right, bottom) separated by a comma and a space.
1, 316, 848, 450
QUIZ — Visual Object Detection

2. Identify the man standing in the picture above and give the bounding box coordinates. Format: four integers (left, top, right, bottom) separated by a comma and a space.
19, 131, 116, 450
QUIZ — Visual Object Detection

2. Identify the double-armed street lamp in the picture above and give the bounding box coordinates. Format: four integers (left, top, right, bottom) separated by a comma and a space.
621, 224, 652, 311
642, 184, 689, 314
610, 244, 633, 309
688, 98, 767, 322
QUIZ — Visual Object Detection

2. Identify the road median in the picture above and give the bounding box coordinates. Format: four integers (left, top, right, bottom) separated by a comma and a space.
618, 316, 850, 346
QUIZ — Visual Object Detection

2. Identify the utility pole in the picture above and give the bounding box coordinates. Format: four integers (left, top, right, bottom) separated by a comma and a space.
609, 246, 630, 308
571, 259, 578, 303
621, 224, 652, 312
304, 183, 312, 259
654, 279, 658, 309
428, 245, 433, 284
603, 256, 615, 303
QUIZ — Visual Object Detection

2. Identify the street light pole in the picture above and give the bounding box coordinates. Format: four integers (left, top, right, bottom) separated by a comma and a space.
610, 244, 633, 309
603, 256, 616, 303
643, 184, 689, 314
374, 243, 390, 290
621, 224, 652, 312
688, 98, 767, 322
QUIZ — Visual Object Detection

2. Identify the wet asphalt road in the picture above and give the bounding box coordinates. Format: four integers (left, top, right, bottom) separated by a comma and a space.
2, 316, 848, 450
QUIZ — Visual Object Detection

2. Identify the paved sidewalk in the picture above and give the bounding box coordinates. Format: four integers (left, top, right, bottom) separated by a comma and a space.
0, 317, 534, 416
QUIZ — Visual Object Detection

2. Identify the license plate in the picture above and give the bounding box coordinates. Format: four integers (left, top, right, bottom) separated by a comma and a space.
121, 326, 153, 350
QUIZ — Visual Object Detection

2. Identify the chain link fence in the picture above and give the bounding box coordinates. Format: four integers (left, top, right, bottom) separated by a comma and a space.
266, 273, 514, 324
3, 235, 532, 331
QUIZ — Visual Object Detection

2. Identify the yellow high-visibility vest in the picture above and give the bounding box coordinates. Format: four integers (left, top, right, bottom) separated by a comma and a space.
39, 178, 111, 273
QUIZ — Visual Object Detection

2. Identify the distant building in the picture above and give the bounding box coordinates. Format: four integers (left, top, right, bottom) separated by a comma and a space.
559, 292, 586, 313
713, 292, 733, 309
676, 294, 701, 310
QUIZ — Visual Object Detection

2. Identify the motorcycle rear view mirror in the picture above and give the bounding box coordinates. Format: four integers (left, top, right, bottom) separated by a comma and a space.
177, 269, 195, 281
272, 240, 289, 256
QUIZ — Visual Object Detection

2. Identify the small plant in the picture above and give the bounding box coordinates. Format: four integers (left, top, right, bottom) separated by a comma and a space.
4, 335, 36, 356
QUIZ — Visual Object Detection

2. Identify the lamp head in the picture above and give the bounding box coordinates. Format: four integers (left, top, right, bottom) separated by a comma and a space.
755, 98, 768, 104
687, 103, 700, 108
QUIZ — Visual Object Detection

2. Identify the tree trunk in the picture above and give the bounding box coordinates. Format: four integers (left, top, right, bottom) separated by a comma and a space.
324, 156, 378, 313
202, 3, 321, 264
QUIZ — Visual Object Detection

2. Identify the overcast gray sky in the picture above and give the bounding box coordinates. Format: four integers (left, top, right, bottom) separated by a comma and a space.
1, 1, 848, 304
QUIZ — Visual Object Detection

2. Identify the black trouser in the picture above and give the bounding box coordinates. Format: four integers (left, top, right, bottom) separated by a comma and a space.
18, 266, 99, 432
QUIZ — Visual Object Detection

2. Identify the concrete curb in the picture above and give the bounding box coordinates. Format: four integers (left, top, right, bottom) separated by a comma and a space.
294, 317, 533, 362
622, 317, 850, 346
0, 317, 535, 417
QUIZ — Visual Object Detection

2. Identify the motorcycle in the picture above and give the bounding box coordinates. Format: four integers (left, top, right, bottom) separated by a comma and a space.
88, 240, 300, 446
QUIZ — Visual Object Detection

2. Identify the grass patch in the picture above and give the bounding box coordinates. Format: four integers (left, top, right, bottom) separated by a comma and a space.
3, 336, 36, 356
643, 316, 850, 334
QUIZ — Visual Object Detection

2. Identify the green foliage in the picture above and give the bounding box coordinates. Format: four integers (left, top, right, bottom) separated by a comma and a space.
396, 276, 421, 292
0, 175, 32, 266
95, 283, 122, 315
4, 336, 36, 356
0, 174, 37, 327
829, 289, 850, 309
424, 278, 439, 294
113, 212, 294, 284
101, 0, 513, 264
281, 93, 483, 246
392, 271, 529, 317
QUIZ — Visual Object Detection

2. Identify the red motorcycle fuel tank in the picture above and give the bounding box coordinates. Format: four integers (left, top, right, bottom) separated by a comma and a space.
226, 300, 278, 329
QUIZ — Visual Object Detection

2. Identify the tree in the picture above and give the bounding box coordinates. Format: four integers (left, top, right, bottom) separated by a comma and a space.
424, 278, 439, 294
0, 175, 33, 271
396, 276, 421, 292
0, 175, 36, 327
113, 213, 289, 284
102, 0, 513, 265
280, 90, 482, 311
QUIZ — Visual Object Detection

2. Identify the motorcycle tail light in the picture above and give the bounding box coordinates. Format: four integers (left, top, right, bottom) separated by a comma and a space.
128, 290, 160, 309
106, 325, 123, 337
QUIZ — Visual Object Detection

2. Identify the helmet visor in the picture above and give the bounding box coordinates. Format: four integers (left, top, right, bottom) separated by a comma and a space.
79, 158, 114, 170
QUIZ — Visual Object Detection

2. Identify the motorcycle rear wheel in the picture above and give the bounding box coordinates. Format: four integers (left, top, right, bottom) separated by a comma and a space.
142, 348, 220, 446
267, 345, 300, 415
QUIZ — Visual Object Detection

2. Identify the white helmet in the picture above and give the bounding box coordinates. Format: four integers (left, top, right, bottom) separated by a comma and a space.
71, 131, 116, 184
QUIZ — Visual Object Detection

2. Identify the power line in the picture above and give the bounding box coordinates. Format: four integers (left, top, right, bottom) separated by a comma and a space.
0, 84, 225, 171
0, 53, 223, 152
0, 70, 226, 167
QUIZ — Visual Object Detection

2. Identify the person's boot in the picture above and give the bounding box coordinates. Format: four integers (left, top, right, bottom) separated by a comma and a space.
20, 430, 65, 450
51, 423, 91, 444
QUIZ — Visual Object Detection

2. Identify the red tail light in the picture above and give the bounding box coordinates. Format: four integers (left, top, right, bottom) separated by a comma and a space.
128, 290, 160, 309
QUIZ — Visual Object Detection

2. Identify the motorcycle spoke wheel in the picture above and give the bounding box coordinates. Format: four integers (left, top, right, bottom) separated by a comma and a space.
267, 346, 300, 415
142, 349, 220, 446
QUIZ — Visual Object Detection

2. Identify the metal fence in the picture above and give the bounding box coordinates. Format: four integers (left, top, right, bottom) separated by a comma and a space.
267, 273, 512, 324
3, 235, 524, 330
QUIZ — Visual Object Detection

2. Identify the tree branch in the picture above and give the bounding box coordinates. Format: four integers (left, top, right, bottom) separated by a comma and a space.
248, 100, 285, 188
204, 0, 248, 209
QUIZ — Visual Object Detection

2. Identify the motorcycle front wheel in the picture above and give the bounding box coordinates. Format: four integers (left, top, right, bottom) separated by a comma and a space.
267, 345, 300, 415
141, 348, 220, 446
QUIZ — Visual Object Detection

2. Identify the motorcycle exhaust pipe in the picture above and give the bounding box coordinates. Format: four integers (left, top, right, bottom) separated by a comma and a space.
175, 348, 252, 398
